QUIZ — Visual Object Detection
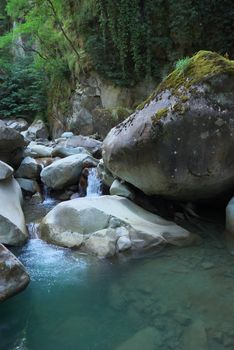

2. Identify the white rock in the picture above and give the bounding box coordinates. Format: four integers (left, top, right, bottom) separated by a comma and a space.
0, 177, 28, 245
85, 229, 116, 258
117, 236, 132, 252
0, 161, 14, 180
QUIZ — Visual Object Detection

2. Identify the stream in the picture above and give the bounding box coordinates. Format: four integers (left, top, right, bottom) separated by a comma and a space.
1, 170, 234, 349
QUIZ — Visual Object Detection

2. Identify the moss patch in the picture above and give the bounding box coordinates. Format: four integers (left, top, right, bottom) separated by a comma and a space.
151, 108, 168, 126
157, 51, 234, 94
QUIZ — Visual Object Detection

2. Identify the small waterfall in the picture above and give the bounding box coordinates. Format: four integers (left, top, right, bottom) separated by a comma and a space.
12, 22, 25, 58
42, 184, 57, 206
27, 223, 40, 239
86, 168, 102, 197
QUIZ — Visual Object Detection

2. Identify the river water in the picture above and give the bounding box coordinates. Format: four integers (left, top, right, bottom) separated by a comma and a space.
1, 173, 234, 349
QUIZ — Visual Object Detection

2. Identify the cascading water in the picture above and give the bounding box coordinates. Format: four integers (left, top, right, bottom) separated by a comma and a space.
86, 168, 102, 197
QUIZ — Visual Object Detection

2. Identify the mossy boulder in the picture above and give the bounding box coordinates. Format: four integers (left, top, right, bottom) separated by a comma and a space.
103, 51, 234, 200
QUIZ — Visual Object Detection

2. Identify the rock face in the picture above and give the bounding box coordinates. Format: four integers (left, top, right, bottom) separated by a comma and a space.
103, 51, 234, 200
0, 123, 25, 168
41, 153, 98, 189
0, 244, 30, 302
40, 195, 198, 257
0, 177, 28, 246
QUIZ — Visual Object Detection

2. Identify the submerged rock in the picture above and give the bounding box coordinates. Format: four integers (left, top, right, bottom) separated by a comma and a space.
40, 195, 198, 257
41, 153, 98, 190
0, 177, 28, 245
103, 51, 234, 200
0, 244, 30, 302
115, 327, 157, 350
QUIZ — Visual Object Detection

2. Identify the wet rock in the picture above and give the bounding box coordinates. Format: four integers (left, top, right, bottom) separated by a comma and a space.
110, 179, 135, 200
0, 178, 28, 246
103, 51, 234, 200
61, 132, 74, 138
97, 158, 115, 187
15, 156, 42, 180
0, 244, 30, 302
41, 153, 98, 190
0, 161, 14, 180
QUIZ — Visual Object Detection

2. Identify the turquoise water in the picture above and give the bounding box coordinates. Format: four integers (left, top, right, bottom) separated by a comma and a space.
1, 202, 234, 349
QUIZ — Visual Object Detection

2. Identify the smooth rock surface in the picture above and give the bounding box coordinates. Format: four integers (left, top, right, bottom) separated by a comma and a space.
110, 179, 134, 199
52, 146, 90, 158
0, 123, 25, 168
0, 161, 14, 180
0, 177, 28, 245
41, 153, 98, 189
66, 135, 102, 156
24, 143, 53, 158
16, 178, 40, 194
40, 196, 198, 255
15, 156, 42, 179
0, 244, 30, 302
103, 51, 234, 200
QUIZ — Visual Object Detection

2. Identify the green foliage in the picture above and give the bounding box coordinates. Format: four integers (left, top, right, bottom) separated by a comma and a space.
175, 57, 191, 73
0, 57, 47, 120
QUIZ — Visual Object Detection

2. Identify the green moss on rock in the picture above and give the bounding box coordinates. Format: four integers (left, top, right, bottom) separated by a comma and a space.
157, 51, 234, 93
151, 108, 168, 126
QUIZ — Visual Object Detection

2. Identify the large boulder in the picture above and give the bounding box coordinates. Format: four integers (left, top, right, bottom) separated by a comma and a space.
40, 153, 98, 189
103, 51, 234, 200
40, 195, 198, 257
0, 177, 28, 246
0, 244, 30, 302
0, 122, 25, 168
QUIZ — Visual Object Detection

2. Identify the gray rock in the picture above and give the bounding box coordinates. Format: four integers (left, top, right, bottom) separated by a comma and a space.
4, 118, 28, 132
103, 51, 234, 200
0, 244, 30, 302
85, 229, 116, 258
16, 178, 40, 194
110, 179, 134, 199
0, 161, 14, 180
117, 236, 132, 252
115, 327, 156, 350
61, 132, 74, 138
25, 119, 49, 140
0, 177, 28, 246
15, 156, 42, 179
40, 195, 198, 255
41, 153, 98, 189
97, 159, 115, 187
0, 123, 25, 168
52, 146, 90, 158
66, 135, 102, 156
24, 143, 53, 158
